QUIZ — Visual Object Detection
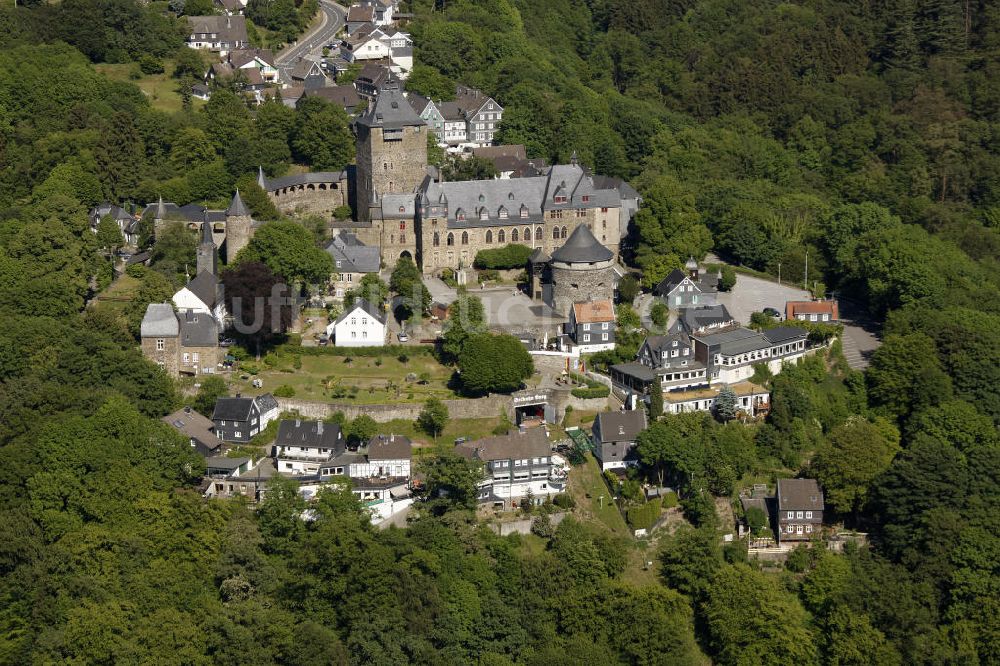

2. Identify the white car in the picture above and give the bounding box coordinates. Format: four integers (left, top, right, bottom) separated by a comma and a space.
397, 332, 409, 342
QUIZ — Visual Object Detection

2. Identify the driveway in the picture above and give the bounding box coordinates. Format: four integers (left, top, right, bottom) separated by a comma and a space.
716, 274, 810, 325
716, 272, 880, 370
275, 0, 346, 77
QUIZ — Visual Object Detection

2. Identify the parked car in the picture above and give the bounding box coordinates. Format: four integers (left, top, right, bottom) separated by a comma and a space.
251, 378, 263, 388
762, 307, 781, 318
454, 437, 468, 445
219, 337, 235, 347
397, 332, 409, 342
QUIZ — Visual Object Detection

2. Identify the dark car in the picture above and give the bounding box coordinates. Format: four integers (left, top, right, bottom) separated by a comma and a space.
762, 307, 781, 318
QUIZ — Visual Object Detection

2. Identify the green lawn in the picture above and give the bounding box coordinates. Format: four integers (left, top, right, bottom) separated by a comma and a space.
90, 274, 142, 314
234, 352, 458, 404
568, 454, 630, 537
95, 60, 204, 114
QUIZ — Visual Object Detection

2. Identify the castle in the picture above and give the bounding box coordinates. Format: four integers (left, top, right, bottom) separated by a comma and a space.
150, 82, 639, 304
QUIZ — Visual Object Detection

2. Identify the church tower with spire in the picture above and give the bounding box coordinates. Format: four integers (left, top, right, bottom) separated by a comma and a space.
224, 189, 253, 264
196, 211, 218, 276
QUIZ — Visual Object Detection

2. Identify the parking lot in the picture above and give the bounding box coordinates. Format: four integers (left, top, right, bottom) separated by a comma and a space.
717, 272, 881, 370
716, 274, 810, 325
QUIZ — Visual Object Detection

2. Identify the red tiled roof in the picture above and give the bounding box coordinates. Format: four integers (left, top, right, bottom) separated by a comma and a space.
572, 299, 615, 324
785, 300, 839, 320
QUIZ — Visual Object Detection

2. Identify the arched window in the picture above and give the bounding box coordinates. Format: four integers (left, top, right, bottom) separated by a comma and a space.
535, 227, 543, 241
446, 232, 454, 246
456, 208, 465, 221
498, 229, 505, 243
553, 227, 560, 240
511, 229, 519, 242
461, 231, 469, 245
561, 226, 568, 239
433, 232, 440, 246
486, 230, 493, 243
524, 227, 531, 241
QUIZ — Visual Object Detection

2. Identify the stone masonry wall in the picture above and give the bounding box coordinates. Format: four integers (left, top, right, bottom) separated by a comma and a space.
550, 261, 616, 318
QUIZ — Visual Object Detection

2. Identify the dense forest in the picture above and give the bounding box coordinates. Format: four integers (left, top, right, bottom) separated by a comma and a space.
0, 0, 998, 664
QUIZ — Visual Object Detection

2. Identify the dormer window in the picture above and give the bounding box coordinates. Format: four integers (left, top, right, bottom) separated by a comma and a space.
554, 194, 567, 204
479, 208, 488, 220
672, 340, 678, 347
520, 205, 528, 218
455, 208, 465, 221
582, 195, 590, 203
508, 192, 514, 200
498, 206, 508, 219
478, 193, 485, 203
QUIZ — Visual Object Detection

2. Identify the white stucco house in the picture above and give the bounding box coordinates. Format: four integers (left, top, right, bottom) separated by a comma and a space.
173, 270, 226, 322
327, 298, 386, 347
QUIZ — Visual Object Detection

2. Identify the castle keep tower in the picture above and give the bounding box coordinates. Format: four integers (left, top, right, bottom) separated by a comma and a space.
354, 81, 427, 222
224, 189, 253, 263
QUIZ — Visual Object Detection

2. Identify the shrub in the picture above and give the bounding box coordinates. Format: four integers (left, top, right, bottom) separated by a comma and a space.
125, 264, 146, 278
571, 385, 610, 399
292, 355, 302, 370
273, 384, 296, 397
719, 265, 736, 291
553, 493, 576, 509
477, 269, 500, 282
333, 205, 352, 220
473, 243, 533, 270
627, 501, 662, 531
660, 491, 679, 509
139, 55, 165, 75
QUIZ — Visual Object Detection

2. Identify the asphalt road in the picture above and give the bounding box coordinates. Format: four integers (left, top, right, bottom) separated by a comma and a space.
275, 0, 346, 76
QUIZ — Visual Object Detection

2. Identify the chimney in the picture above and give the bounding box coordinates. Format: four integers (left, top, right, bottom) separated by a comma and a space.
317, 421, 324, 435
295, 419, 301, 427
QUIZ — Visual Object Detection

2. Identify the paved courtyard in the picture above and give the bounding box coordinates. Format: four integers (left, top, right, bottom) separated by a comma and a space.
716, 274, 810, 325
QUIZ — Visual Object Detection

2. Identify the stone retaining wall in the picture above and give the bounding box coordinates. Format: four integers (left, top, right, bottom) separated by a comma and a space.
276, 388, 611, 425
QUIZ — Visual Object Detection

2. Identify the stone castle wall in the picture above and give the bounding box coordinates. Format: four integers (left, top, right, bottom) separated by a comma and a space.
356, 124, 427, 223
550, 260, 617, 317
141, 336, 180, 376
416, 210, 621, 276
267, 180, 349, 217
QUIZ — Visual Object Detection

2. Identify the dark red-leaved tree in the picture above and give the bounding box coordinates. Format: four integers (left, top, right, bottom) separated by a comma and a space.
222, 261, 295, 357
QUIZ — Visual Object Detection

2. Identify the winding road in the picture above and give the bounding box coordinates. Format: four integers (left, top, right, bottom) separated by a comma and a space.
275, 0, 347, 79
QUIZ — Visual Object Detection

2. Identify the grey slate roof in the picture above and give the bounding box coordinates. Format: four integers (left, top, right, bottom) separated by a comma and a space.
228, 48, 275, 69
140, 303, 179, 337
356, 81, 423, 129
367, 434, 412, 460
763, 326, 808, 344
610, 362, 657, 382
185, 271, 221, 310
592, 410, 647, 443
162, 407, 222, 452
695, 327, 772, 356
255, 393, 278, 413
550, 224, 613, 264
325, 233, 381, 273
227, 190, 250, 217
528, 247, 550, 264
213, 397, 255, 422
205, 456, 249, 472
143, 201, 227, 223
260, 170, 347, 191
458, 427, 549, 462
674, 305, 735, 333
333, 298, 386, 326
777, 478, 824, 511
179, 310, 219, 347
642, 333, 691, 357
276, 419, 343, 451
187, 15, 248, 42
303, 85, 362, 110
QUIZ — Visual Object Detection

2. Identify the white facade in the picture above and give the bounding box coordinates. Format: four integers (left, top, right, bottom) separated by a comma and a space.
711, 341, 809, 384
350, 457, 410, 479
345, 37, 392, 62
172, 286, 225, 322
327, 303, 386, 347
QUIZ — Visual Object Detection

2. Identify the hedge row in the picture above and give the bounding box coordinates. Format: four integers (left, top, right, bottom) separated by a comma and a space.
571, 385, 610, 399
626, 501, 662, 531
473, 243, 533, 269
280, 344, 434, 358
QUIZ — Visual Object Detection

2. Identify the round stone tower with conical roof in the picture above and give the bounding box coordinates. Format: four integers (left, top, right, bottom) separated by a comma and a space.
548, 224, 616, 317
224, 189, 253, 264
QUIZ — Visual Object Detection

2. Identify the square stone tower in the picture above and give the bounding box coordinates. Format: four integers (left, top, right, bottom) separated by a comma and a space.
355, 81, 428, 223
